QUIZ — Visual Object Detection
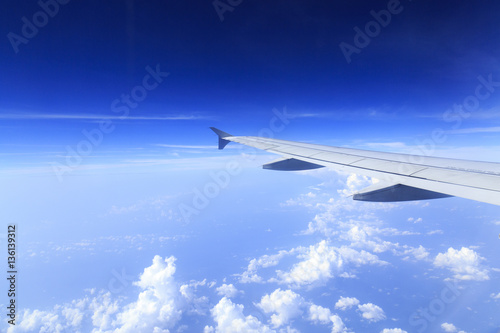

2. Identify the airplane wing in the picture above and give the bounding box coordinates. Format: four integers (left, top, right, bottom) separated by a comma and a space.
210, 127, 500, 206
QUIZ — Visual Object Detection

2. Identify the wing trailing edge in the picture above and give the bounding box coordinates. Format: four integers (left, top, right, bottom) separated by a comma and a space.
210, 128, 500, 205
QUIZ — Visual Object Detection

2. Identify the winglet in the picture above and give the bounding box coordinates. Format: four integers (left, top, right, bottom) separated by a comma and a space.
210, 127, 232, 150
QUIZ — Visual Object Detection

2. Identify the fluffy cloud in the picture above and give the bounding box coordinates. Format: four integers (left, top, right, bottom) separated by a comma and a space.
441, 322, 457, 332
440, 322, 467, 333
206, 297, 274, 333
216, 284, 242, 298
330, 314, 349, 333
89, 291, 120, 331
256, 289, 304, 328
357, 303, 386, 322
112, 256, 183, 331
334, 296, 360, 311
400, 245, 430, 261
275, 241, 386, 287
10, 291, 120, 333
308, 304, 332, 324
381, 329, 407, 333
308, 304, 348, 333
10, 309, 75, 333
9, 255, 203, 333
239, 250, 295, 283
254, 289, 351, 333
434, 247, 490, 281
179, 279, 211, 316
340, 173, 375, 196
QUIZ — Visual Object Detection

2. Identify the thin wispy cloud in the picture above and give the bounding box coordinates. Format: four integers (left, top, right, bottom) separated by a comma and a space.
363, 142, 407, 149
155, 144, 217, 149
447, 126, 500, 134
287, 112, 326, 118
155, 144, 239, 150
0, 113, 211, 121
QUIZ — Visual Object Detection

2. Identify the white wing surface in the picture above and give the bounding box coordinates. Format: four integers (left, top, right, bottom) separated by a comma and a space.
210, 128, 500, 206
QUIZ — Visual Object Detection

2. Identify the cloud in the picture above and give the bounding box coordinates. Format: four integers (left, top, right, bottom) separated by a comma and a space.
308, 304, 348, 333
357, 303, 386, 322
0, 113, 208, 121
447, 126, 500, 134
9, 255, 203, 333
255, 289, 350, 333
238, 249, 297, 284
491, 292, 500, 299
155, 144, 217, 149
294, 184, 421, 259
285, 112, 328, 119
407, 217, 422, 224
250, 288, 353, 333
399, 245, 430, 261
330, 314, 349, 333
179, 279, 211, 316
10, 308, 81, 333
275, 241, 386, 288
109, 256, 184, 331
440, 322, 465, 332
364, 142, 408, 149
334, 297, 360, 311
256, 289, 305, 328
308, 304, 333, 324
380, 329, 407, 333
216, 284, 242, 298
248, 251, 293, 272
434, 247, 490, 281
89, 292, 120, 331
340, 173, 375, 196
206, 297, 275, 333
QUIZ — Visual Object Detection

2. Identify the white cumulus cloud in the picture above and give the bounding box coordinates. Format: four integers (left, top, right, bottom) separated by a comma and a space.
434, 247, 489, 281
334, 296, 360, 311
308, 304, 333, 324
441, 322, 458, 332
308, 304, 348, 333
9, 255, 207, 333
275, 240, 386, 287
256, 289, 304, 328
357, 303, 386, 322
216, 284, 242, 298
207, 297, 274, 333
113, 255, 183, 331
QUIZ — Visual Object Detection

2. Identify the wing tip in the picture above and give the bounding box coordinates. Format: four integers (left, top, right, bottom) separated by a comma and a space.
210, 127, 232, 150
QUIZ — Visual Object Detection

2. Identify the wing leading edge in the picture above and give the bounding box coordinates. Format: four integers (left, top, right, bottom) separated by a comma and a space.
210, 127, 500, 206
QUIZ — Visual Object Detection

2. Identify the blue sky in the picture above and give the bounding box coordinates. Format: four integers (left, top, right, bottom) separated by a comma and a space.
1, 1, 500, 332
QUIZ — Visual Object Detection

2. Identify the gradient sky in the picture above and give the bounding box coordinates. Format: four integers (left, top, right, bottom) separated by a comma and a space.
1, 1, 500, 333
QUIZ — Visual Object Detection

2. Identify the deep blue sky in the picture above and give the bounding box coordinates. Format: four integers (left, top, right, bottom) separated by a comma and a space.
2, 0, 500, 159
2, 2, 500, 332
